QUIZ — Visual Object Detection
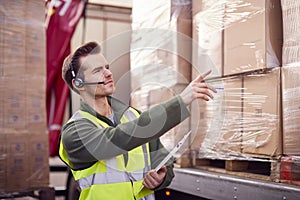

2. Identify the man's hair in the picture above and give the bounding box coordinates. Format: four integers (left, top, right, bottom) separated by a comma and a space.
62, 41, 101, 93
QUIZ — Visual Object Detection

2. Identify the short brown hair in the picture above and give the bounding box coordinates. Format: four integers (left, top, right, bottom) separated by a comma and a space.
62, 41, 101, 93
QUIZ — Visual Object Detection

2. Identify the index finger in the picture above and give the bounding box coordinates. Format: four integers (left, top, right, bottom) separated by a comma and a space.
195, 70, 212, 82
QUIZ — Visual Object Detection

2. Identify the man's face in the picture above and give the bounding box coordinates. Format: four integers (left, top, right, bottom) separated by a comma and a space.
80, 53, 115, 97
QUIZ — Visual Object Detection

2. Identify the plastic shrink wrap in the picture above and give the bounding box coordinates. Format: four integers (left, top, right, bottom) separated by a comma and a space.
130, 0, 192, 155
131, 0, 300, 166
281, 0, 300, 156
0, 1, 49, 192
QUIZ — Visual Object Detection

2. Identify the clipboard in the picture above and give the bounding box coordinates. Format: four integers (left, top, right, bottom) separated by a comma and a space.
155, 130, 192, 172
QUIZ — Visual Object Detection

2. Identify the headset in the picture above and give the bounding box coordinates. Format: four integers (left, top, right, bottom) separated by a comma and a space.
70, 63, 104, 88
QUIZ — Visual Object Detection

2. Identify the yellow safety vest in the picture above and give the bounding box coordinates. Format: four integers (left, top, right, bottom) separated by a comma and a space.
59, 108, 155, 200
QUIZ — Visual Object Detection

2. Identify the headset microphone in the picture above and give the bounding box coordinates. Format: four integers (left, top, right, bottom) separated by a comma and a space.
74, 78, 105, 88
70, 64, 105, 88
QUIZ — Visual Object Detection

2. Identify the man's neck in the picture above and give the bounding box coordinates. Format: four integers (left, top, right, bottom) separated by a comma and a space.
82, 95, 112, 117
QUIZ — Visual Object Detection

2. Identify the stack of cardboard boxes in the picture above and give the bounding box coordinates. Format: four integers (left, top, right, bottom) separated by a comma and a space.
130, 0, 299, 182
280, 0, 300, 184
131, 0, 192, 88
281, 0, 300, 155
130, 0, 192, 153
0, 1, 49, 192
190, 0, 283, 160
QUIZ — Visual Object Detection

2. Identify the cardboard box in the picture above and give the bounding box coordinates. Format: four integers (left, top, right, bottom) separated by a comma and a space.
215, 78, 243, 155
190, 76, 243, 158
131, 83, 190, 154
0, 1, 48, 192
191, 68, 282, 158
224, 0, 282, 76
0, 18, 3, 76
2, 25, 26, 76
1, 1, 26, 21
0, 1, 26, 76
26, 76, 47, 133
160, 118, 190, 156
6, 134, 30, 192
0, 135, 7, 191
25, 0, 46, 75
242, 67, 282, 156
282, 66, 300, 155
0, 158, 6, 191
1, 1, 45, 76
148, 84, 190, 154
192, 0, 202, 15
0, 77, 4, 132
190, 99, 208, 153
282, 45, 300, 66
148, 84, 186, 106
131, 89, 150, 112
25, 0, 45, 24
192, 0, 223, 78
1, 133, 49, 192
25, 26, 46, 75
29, 134, 49, 189
281, 0, 300, 65
131, 0, 192, 88
281, 0, 300, 47
3, 77, 27, 133
0, 0, 46, 133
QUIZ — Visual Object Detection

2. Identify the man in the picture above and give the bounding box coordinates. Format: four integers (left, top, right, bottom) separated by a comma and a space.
59, 41, 216, 200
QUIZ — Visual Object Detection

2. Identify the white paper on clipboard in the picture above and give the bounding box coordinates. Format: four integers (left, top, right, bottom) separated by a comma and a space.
155, 130, 191, 172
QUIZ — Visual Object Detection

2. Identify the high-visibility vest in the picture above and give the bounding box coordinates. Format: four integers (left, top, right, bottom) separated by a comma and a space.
59, 108, 155, 200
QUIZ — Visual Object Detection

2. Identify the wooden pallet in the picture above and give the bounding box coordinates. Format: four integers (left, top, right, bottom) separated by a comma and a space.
175, 156, 281, 183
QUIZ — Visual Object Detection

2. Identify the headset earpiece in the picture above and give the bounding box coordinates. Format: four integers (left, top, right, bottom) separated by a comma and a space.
70, 63, 83, 88
74, 78, 84, 88
70, 64, 104, 88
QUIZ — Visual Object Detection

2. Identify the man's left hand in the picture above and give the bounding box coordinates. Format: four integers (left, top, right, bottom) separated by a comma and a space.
143, 166, 167, 189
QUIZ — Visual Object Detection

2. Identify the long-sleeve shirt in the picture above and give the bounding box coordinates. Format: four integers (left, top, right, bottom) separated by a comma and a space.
60, 95, 190, 190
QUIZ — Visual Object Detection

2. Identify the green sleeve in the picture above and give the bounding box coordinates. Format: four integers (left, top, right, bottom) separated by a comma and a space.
61, 96, 190, 170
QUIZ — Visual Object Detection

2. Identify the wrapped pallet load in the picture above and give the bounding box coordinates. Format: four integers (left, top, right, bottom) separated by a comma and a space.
281, 0, 300, 66
192, 0, 282, 78
281, 1, 300, 185
281, 0, 300, 156
0, 0, 49, 192
190, 0, 283, 163
130, 0, 192, 157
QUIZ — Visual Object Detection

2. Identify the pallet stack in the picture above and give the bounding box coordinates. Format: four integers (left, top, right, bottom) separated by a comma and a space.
130, 0, 300, 186
280, 0, 300, 186
130, 0, 192, 154
188, 0, 300, 186
0, 0, 49, 194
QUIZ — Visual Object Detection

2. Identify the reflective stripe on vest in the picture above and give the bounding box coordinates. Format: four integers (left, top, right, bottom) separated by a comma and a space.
78, 159, 131, 189
59, 107, 154, 200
